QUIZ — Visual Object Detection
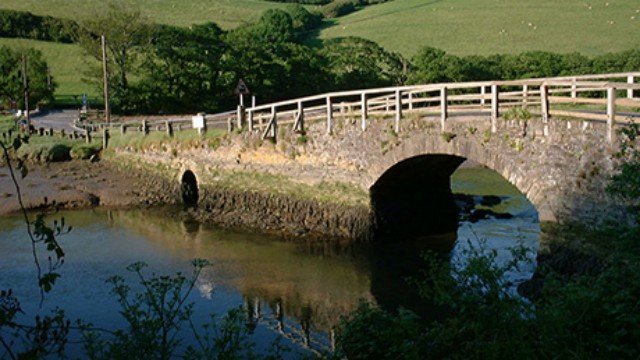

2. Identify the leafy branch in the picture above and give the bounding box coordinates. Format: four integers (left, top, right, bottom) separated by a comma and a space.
0, 130, 68, 305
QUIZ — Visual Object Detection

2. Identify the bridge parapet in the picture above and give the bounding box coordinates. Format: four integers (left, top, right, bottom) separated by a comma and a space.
244, 72, 640, 148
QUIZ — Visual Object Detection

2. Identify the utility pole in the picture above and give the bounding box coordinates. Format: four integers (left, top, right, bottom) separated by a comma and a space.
46, 66, 52, 91
22, 54, 30, 130
101, 35, 111, 124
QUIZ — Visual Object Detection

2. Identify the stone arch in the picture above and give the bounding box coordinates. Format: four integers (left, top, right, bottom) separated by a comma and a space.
181, 170, 199, 207
364, 133, 550, 219
370, 154, 466, 241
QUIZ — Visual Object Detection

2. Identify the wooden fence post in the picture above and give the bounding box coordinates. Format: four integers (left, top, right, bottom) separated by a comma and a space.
491, 85, 499, 133
326, 96, 333, 134
237, 105, 245, 129
102, 128, 109, 149
480, 86, 486, 107
607, 86, 616, 144
522, 84, 529, 109
293, 101, 304, 133
571, 78, 577, 99
262, 106, 277, 140
440, 87, 448, 132
361, 93, 367, 131
541, 84, 549, 137
628, 75, 635, 99
248, 110, 254, 131
395, 89, 402, 133
142, 120, 148, 135
408, 92, 414, 110
165, 120, 173, 137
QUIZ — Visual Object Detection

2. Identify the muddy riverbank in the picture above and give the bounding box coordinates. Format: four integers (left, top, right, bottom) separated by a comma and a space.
0, 160, 175, 215
0, 159, 375, 241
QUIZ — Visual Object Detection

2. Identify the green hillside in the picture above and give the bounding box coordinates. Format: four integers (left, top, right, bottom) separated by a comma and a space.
0, 0, 297, 29
0, 38, 97, 96
320, 0, 640, 57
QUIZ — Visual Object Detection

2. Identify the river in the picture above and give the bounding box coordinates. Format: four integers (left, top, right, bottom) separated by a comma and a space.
0, 166, 539, 358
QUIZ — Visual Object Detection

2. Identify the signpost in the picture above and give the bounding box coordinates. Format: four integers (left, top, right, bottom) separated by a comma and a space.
235, 78, 251, 106
235, 79, 251, 129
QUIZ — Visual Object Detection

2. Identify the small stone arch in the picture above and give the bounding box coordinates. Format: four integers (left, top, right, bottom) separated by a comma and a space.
181, 170, 199, 206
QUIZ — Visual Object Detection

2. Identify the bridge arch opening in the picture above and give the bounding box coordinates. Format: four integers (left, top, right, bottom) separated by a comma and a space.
370, 154, 540, 243
181, 170, 199, 207
370, 154, 466, 242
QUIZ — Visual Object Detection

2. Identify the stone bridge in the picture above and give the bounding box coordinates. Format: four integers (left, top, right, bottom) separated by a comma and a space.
107, 72, 640, 241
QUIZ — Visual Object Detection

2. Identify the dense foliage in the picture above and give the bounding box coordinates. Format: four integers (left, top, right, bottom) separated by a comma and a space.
3, 2, 638, 117
334, 224, 640, 359
0, 9, 77, 43
0, 46, 55, 110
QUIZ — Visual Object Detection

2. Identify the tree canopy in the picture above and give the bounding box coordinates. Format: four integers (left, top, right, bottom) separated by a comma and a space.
0, 46, 54, 110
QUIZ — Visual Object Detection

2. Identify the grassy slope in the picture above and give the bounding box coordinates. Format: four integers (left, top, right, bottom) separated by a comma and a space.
0, 38, 98, 97
0, 0, 307, 99
0, 0, 301, 29
319, 0, 640, 57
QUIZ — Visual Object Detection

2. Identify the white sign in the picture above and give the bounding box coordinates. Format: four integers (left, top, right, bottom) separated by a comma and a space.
192, 113, 205, 129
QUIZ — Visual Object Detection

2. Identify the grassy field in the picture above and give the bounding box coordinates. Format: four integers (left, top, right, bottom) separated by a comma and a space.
2, 0, 638, 101
0, 38, 97, 97
0, 0, 300, 29
320, 0, 640, 57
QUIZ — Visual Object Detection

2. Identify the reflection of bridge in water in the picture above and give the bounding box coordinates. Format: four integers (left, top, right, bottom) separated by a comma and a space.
242, 296, 335, 355
108, 208, 436, 353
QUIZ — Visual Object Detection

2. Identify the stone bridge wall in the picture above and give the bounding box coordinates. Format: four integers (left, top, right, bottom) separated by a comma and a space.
254, 113, 625, 223
113, 112, 630, 239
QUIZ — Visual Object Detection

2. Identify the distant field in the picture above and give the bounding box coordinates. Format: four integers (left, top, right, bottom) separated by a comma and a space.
320, 0, 640, 57
0, 0, 301, 29
0, 38, 97, 97
0, 0, 304, 100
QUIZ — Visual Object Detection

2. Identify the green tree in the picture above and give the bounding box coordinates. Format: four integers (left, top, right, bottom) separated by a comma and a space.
285, 4, 322, 36
408, 46, 471, 84
256, 9, 296, 43
75, 1, 152, 113
222, 14, 330, 105
0, 46, 54, 110
137, 23, 225, 114
320, 37, 405, 90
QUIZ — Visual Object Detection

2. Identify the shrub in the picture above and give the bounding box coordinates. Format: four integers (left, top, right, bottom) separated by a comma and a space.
70, 144, 100, 160
0, 10, 77, 43
322, 0, 359, 18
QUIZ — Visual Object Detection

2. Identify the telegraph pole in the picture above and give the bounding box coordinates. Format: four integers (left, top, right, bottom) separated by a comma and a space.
101, 35, 111, 124
22, 54, 30, 130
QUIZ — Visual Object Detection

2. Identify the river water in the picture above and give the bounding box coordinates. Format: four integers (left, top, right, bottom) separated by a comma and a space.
0, 167, 539, 357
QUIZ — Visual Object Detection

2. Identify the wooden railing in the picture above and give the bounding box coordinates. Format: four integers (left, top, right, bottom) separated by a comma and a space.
79, 72, 640, 145
244, 72, 640, 144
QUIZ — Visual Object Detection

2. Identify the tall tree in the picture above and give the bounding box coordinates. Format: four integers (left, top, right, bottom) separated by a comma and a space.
0, 46, 54, 110
222, 11, 330, 105
75, 1, 151, 113
137, 23, 225, 114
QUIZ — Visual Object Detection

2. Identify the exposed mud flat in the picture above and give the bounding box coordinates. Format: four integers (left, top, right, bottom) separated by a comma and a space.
0, 159, 375, 242
0, 160, 177, 215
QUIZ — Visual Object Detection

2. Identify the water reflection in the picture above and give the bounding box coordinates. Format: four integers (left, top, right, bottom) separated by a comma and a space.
0, 166, 540, 356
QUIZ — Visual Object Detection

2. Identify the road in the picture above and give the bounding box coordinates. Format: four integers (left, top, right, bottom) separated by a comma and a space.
30, 109, 78, 132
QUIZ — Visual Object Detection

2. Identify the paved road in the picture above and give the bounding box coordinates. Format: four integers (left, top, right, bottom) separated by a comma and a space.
30, 109, 78, 132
